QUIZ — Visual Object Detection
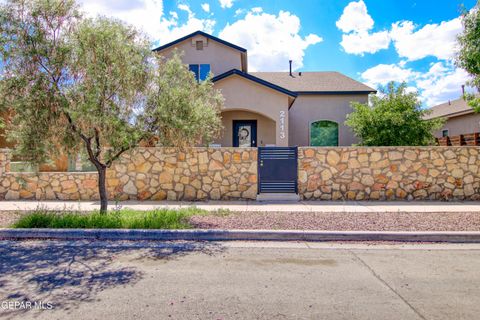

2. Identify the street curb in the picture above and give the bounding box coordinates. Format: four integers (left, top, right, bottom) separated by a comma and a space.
1, 228, 480, 243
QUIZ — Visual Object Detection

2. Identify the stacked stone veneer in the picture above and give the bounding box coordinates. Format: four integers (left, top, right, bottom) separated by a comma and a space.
0, 148, 258, 201
299, 147, 480, 201
1, 146, 480, 201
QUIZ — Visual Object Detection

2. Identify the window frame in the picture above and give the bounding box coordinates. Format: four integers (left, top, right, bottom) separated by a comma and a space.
308, 119, 340, 147
442, 129, 449, 137
189, 64, 211, 81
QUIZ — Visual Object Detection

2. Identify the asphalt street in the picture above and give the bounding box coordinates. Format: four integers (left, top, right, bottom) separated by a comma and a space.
0, 240, 479, 320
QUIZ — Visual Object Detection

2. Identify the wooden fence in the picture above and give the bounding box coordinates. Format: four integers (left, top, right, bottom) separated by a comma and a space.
437, 132, 480, 146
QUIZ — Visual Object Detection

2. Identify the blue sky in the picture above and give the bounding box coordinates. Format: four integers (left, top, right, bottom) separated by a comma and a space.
81, 0, 478, 107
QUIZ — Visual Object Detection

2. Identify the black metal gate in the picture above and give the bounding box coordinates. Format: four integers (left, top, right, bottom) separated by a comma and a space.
258, 147, 298, 194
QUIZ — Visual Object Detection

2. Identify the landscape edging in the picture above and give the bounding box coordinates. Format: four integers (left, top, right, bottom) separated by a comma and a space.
1, 228, 480, 243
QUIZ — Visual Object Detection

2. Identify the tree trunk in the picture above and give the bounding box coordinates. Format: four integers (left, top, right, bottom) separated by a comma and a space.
97, 166, 108, 214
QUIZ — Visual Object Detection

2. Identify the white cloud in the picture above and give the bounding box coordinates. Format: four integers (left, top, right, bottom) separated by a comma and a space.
360, 62, 472, 106
390, 19, 463, 61
219, 0, 234, 9
79, 0, 215, 45
336, 0, 373, 33
234, 8, 245, 16
340, 31, 390, 55
361, 64, 417, 88
79, 0, 164, 40
177, 4, 191, 15
156, 4, 215, 44
416, 62, 472, 106
219, 9, 322, 71
336, 0, 390, 55
201, 3, 210, 13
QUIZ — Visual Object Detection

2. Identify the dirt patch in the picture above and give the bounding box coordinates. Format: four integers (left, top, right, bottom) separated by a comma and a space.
189, 211, 480, 231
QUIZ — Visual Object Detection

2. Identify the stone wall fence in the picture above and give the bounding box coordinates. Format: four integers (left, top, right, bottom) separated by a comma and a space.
299, 146, 480, 201
1, 146, 480, 202
0, 147, 258, 201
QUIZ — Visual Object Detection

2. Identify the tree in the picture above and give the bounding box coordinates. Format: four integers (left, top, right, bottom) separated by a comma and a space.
456, 1, 480, 111
345, 82, 444, 146
0, 0, 223, 213
142, 53, 223, 147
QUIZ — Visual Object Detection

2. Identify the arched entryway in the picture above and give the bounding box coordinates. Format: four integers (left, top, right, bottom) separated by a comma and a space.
214, 110, 276, 147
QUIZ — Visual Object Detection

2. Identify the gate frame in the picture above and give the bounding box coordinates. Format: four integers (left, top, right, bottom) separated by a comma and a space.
257, 146, 298, 194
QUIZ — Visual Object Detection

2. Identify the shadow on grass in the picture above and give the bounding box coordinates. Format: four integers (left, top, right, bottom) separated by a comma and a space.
0, 240, 223, 319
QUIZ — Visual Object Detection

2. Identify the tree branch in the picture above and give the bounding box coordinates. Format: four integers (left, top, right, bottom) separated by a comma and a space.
105, 147, 127, 168
94, 127, 101, 158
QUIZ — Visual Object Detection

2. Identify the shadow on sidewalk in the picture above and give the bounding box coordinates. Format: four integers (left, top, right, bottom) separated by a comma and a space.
0, 240, 223, 319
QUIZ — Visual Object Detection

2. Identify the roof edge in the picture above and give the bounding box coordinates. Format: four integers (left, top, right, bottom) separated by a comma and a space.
296, 90, 376, 95
425, 108, 475, 120
212, 69, 298, 97
152, 30, 247, 53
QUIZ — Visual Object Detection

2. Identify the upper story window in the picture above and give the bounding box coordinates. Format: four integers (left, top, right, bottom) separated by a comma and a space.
442, 129, 449, 137
195, 41, 204, 50
189, 64, 211, 81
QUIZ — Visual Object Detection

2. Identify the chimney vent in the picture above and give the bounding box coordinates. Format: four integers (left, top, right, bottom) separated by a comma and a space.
289, 60, 292, 76
299, 72, 302, 76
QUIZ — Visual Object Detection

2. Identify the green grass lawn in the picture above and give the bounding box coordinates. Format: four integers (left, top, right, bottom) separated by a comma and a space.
13, 207, 209, 229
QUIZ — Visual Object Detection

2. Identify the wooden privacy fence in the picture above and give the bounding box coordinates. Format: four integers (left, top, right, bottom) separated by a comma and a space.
437, 132, 480, 146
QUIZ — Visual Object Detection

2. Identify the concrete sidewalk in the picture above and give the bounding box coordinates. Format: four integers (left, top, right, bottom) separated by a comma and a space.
1, 200, 480, 213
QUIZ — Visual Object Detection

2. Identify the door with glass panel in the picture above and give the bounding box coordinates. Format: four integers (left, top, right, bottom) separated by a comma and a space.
233, 120, 257, 147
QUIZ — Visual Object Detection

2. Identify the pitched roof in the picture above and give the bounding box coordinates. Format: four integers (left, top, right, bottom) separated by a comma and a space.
152, 30, 247, 53
250, 71, 376, 94
212, 69, 297, 97
424, 97, 473, 120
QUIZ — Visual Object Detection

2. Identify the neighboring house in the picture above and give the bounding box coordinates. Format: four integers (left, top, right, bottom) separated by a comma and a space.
154, 31, 375, 147
425, 97, 480, 138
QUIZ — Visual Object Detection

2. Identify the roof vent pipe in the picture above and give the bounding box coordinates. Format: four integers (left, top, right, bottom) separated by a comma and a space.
462, 84, 466, 99
289, 60, 292, 76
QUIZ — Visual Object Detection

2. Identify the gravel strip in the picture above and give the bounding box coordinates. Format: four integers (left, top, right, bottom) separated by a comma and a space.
189, 211, 480, 231
3, 210, 480, 231
0, 211, 24, 228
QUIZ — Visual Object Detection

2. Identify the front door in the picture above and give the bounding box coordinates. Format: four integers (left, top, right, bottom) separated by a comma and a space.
233, 120, 257, 147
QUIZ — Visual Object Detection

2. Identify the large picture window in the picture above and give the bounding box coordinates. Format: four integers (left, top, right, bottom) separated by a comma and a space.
189, 64, 211, 81
310, 120, 339, 146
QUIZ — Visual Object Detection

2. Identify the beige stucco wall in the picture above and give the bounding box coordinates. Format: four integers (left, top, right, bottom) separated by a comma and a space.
158, 35, 243, 77
435, 113, 480, 138
214, 75, 290, 147
215, 110, 276, 147
289, 94, 368, 146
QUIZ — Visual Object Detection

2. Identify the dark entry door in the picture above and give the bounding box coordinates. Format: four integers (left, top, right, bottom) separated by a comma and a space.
233, 120, 257, 147
258, 147, 298, 194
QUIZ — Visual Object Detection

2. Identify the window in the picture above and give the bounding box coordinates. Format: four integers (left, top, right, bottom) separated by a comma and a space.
310, 120, 339, 146
189, 64, 211, 81
442, 129, 449, 137
195, 41, 204, 50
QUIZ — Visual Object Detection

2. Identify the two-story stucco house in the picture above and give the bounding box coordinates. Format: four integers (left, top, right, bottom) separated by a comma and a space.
154, 31, 376, 148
